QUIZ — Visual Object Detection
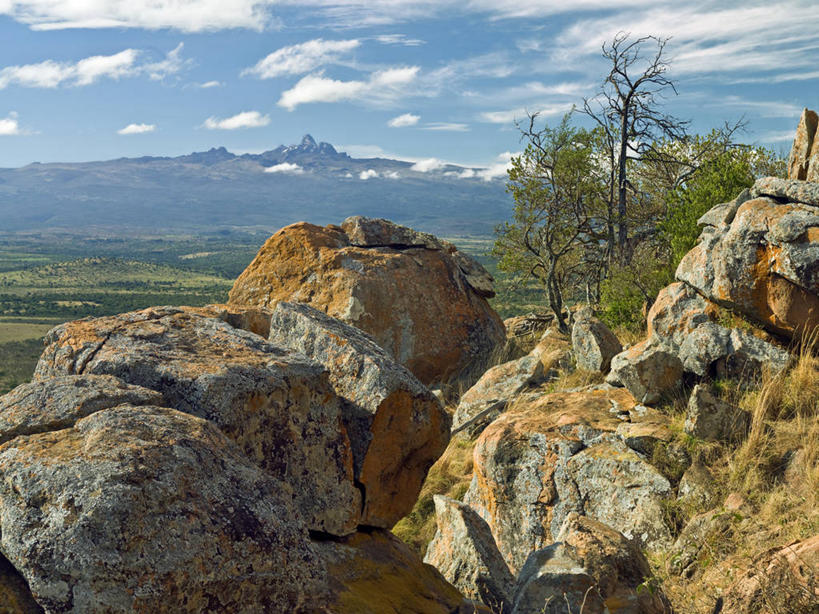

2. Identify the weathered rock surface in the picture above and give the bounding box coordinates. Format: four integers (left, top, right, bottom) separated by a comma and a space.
685, 384, 749, 442
451, 354, 546, 437
268, 301, 450, 528
0, 375, 163, 445
571, 316, 622, 373
669, 508, 736, 577
424, 495, 515, 613
0, 405, 323, 612
677, 461, 720, 511
646, 282, 715, 349
607, 339, 683, 404
464, 386, 673, 573
510, 514, 669, 614
33, 306, 361, 536
719, 535, 819, 614
315, 529, 483, 614
677, 189, 819, 340
227, 217, 506, 387
787, 108, 818, 181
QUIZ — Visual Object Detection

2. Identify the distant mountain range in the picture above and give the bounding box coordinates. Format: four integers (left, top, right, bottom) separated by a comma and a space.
0, 135, 510, 236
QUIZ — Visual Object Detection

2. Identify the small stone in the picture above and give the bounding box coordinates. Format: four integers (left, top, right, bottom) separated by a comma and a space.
684, 384, 750, 442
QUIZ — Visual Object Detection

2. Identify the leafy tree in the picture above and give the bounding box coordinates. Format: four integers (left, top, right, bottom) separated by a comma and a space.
493, 114, 605, 332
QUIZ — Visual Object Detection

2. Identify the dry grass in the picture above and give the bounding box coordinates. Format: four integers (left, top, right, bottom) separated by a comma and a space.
652, 332, 819, 613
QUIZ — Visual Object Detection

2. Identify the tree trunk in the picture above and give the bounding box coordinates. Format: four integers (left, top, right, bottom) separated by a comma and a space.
547, 263, 568, 333
617, 111, 629, 261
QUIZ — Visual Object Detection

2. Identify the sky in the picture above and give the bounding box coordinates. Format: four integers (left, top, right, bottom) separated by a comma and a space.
0, 0, 816, 170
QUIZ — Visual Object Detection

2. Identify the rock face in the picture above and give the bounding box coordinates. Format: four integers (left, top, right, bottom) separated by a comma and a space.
227, 216, 506, 387
606, 339, 683, 404
464, 386, 674, 573
451, 354, 546, 437
34, 306, 362, 536
571, 316, 622, 373
788, 108, 819, 181
267, 301, 450, 528
511, 514, 669, 614
424, 496, 515, 613
677, 181, 819, 341
685, 384, 750, 442
720, 535, 819, 614
0, 405, 323, 612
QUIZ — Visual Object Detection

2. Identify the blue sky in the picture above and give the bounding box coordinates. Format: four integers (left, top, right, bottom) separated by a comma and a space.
0, 1, 816, 171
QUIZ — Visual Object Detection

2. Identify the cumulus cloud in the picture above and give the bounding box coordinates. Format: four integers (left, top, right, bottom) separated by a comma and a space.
0, 112, 22, 136
359, 169, 379, 180
1, 0, 276, 32
202, 111, 270, 130
477, 152, 518, 181
244, 39, 360, 79
265, 162, 305, 174
117, 123, 156, 135
411, 158, 444, 172
0, 44, 187, 89
278, 66, 419, 110
388, 112, 420, 127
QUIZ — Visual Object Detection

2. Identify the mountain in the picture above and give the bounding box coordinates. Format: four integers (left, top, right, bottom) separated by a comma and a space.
0, 135, 509, 236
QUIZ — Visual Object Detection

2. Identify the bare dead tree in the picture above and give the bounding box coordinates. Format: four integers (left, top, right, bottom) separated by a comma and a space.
581, 32, 690, 262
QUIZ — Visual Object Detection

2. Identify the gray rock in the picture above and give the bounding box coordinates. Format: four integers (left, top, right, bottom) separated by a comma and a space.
0, 405, 323, 613
685, 384, 750, 442
646, 282, 713, 350
34, 306, 361, 536
669, 509, 735, 577
677, 461, 720, 511
0, 374, 163, 445
452, 354, 546, 437
571, 316, 622, 373
606, 338, 683, 404
342, 214, 446, 250
717, 328, 792, 381
678, 321, 731, 376
424, 496, 515, 613
268, 301, 450, 529
786, 109, 819, 181
697, 189, 751, 229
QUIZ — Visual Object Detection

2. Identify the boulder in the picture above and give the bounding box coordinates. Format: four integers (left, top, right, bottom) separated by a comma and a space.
463, 386, 673, 573
503, 314, 553, 339
451, 354, 546, 437
0, 405, 323, 612
787, 108, 818, 181
677, 188, 819, 341
314, 529, 484, 614
227, 217, 506, 387
668, 508, 736, 577
677, 461, 720, 511
606, 338, 683, 404
510, 514, 669, 614
646, 282, 715, 349
684, 384, 750, 442
33, 306, 361, 536
424, 495, 515, 613
267, 301, 450, 528
571, 316, 622, 373
720, 535, 819, 614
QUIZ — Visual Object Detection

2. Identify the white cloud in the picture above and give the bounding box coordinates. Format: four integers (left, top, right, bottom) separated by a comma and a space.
200, 80, 223, 88
458, 168, 477, 179
385, 170, 401, 179
359, 169, 379, 180
203, 111, 270, 130
388, 113, 420, 127
376, 34, 425, 46
422, 122, 470, 132
1, 0, 276, 32
0, 44, 187, 89
265, 162, 305, 174
278, 66, 419, 110
477, 151, 518, 181
479, 102, 572, 124
0, 112, 22, 136
411, 158, 444, 172
117, 123, 156, 135
243, 39, 360, 79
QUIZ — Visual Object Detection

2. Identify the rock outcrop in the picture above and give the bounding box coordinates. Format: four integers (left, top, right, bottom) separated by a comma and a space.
424, 495, 515, 613
511, 514, 669, 614
788, 108, 819, 181
606, 338, 683, 404
463, 386, 674, 573
268, 301, 450, 528
227, 216, 506, 387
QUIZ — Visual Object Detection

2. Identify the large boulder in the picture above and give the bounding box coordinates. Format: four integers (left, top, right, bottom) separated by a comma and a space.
267, 301, 450, 528
33, 306, 361, 536
677, 183, 819, 341
571, 316, 622, 374
463, 386, 674, 573
646, 282, 716, 348
606, 338, 683, 404
227, 217, 506, 387
511, 514, 669, 614
424, 495, 515, 613
0, 404, 323, 612
788, 108, 819, 181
